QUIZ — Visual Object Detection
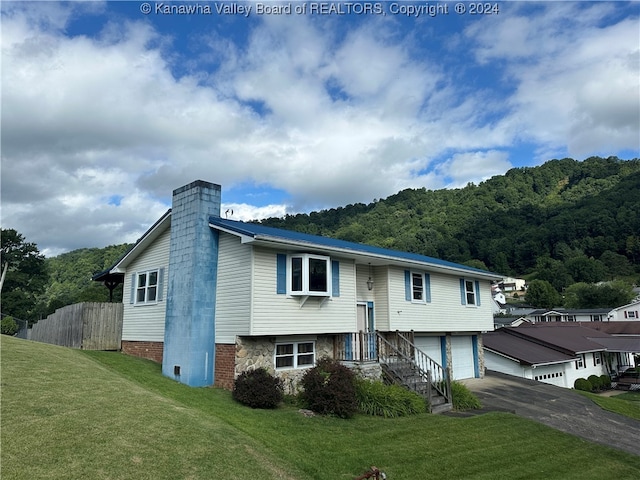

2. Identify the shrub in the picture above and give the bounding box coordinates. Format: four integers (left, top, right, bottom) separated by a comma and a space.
300, 357, 358, 418
599, 374, 612, 389
355, 379, 427, 417
588, 375, 602, 391
1, 316, 19, 336
450, 381, 481, 410
232, 368, 283, 409
574, 378, 592, 392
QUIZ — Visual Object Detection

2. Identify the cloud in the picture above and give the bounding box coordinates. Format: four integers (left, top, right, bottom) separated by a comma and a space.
1, 2, 636, 255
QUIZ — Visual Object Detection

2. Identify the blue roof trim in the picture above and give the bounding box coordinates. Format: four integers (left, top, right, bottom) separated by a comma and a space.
209, 217, 500, 277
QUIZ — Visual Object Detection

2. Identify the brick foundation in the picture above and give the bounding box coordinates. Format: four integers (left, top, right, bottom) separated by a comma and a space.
122, 341, 164, 364
215, 343, 236, 390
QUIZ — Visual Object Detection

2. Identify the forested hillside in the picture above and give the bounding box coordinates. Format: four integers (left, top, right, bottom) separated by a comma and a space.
260, 156, 640, 290
40, 156, 639, 314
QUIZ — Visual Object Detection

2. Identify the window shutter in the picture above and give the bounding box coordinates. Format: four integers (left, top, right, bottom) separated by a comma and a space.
130, 273, 136, 304
459, 279, 466, 305
157, 268, 165, 301
425, 273, 431, 303
475, 280, 481, 306
331, 260, 340, 297
472, 335, 480, 378
405, 270, 411, 301
624, 311, 627, 319
276, 254, 286, 294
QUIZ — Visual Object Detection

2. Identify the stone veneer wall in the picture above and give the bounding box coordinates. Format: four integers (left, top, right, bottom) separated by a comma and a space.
236, 335, 377, 395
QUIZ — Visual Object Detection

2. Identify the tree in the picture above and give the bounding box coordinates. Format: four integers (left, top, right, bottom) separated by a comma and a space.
563, 281, 635, 309
1, 229, 48, 322
1, 316, 19, 335
525, 280, 561, 309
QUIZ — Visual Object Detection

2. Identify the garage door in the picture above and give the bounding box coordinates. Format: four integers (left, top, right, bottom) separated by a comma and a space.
414, 336, 444, 382
451, 336, 477, 379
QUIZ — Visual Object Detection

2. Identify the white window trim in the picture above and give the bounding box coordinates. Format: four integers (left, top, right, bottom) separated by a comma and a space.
135, 269, 159, 305
464, 279, 477, 307
410, 271, 426, 304
287, 253, 332, 297
274, 341, 316, 370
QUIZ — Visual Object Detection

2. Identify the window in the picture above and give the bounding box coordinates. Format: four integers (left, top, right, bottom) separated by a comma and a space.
592, 315, 603, 322
136, 270, 159, 304
626, 311, 637, 319
566, 315, 576, 322
465, 280, 476, 305
575, 354, 585, 369
412, 272, 424, 301
275, 342, 315, 369
594, 352, 602, 366
288, 254, 331, 296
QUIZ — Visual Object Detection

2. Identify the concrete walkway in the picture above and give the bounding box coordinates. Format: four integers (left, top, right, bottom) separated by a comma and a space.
456, 371, 640, 457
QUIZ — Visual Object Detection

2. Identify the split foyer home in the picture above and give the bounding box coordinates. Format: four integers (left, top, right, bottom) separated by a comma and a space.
102, 180, 502, 407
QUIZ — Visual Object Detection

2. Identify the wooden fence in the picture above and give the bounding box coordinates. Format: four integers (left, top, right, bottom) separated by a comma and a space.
29, 302, 123, 350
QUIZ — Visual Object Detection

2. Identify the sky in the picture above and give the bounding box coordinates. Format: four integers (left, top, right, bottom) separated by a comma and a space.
1, 1, 639, 257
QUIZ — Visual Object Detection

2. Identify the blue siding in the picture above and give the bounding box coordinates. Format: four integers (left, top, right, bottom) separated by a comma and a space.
474, 280, 481, 306
459, 278, 466, 305
440, 336, 447, 369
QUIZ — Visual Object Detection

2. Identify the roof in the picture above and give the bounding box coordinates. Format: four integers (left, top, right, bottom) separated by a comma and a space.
528, 308, 612, 316
510, 323, 611, 354
209, 217, 502, 279
483, 330, 576, 366
581, 321, 640, 336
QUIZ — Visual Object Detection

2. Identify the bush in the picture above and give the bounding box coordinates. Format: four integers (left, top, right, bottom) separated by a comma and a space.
599, 374, 612, 389
574, 378, 592, 392
1, 316, 19, 336
588, 375, 603, 391
300, 357, 358, 418
450, 381, 482, 410
355, 379, 427, 417
232, 368, 283, 409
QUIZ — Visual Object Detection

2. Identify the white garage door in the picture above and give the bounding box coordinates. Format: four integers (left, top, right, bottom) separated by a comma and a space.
451, 336, 476, 380
414, 336, 444, 382
414, 336, 443, 364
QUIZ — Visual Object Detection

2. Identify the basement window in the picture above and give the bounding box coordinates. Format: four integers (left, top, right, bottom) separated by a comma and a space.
275, 342, 315, 369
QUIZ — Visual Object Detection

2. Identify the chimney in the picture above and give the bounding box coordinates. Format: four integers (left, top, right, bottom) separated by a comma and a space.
162, 180, 221, 387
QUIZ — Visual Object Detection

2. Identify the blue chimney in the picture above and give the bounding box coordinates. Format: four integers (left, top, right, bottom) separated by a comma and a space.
162, 180, 221, 386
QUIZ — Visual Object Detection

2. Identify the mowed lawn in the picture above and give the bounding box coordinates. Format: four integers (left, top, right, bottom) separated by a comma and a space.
2, 336, 639, 480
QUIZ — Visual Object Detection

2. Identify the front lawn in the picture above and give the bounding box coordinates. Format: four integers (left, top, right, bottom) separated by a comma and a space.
2, 336, 639, 479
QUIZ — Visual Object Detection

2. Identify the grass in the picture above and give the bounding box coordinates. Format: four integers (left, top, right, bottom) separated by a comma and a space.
576, 390, 640, 421
2, 336, 640, 479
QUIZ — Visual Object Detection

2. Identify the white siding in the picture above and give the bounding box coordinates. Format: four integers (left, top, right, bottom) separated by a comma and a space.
373, 266, 390, 331
565, 352, 609, 388
250, 247, 357, 335
484, 351, 530, 378
122, 227, 170, 342
215, 233, 251, 343
387, 267, 494, 333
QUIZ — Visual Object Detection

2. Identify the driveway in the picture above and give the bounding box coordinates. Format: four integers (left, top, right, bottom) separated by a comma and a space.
457, 371, 640, 457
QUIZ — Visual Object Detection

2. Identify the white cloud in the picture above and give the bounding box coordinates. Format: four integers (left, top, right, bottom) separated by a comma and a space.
1, 2, 636, 255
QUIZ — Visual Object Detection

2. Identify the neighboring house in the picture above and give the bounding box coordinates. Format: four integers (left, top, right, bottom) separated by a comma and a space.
608, 300, 640, 321
498, 277, 526, 294
493, 316, 530, 330
103, 180, 502, 404
525, 308, 612, 323
484, 324, 639, 388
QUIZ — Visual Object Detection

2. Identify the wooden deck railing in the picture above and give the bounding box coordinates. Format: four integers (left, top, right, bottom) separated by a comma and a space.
333, 330, 452, 406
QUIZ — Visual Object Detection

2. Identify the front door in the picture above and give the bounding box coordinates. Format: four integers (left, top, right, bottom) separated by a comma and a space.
356, 302, 376, 360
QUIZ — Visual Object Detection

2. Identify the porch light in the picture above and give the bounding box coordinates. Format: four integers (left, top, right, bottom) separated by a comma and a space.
366, 263, 374, 290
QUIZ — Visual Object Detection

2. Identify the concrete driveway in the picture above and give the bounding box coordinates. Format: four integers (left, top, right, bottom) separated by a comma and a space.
458, 371, 640, 457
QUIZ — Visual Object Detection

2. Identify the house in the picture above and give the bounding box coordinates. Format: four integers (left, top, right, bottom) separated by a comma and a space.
483, 323, 639, 388
607, 300, 640, 321
103, 180, 502, 405
525, 308, 612, 323
493, 315, 531, 330
498, 277, 526, 295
